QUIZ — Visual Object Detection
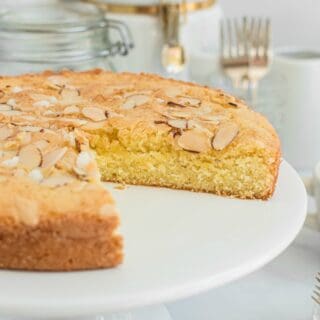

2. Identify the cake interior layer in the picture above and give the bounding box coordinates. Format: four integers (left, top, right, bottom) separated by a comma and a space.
91, 130, 277, 200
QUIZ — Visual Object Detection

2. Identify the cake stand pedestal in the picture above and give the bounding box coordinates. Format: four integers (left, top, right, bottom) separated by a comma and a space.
0, 161, 307, 320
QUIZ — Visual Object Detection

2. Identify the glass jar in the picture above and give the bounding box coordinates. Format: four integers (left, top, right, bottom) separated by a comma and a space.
0, 0, 133, 75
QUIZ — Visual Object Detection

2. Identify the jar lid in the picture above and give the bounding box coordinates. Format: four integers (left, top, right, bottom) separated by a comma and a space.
0, 1, 106, 33
102, 0, 208, 4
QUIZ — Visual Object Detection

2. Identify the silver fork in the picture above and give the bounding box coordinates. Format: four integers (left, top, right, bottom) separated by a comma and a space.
313, 272, 320, 320
220, 17, 271, 93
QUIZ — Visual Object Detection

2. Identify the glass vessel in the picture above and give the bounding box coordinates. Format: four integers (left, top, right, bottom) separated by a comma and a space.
0, 0, 133, 75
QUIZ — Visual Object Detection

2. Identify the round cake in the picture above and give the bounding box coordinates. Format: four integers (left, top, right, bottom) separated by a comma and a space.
0, 69, 280, 270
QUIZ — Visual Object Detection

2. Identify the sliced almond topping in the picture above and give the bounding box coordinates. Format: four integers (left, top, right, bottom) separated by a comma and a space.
156, 98, 165, 104
0, 104, 12, 111
199, 114, 225, 124
41, 174, 75, 188
167, 119, 188, 129
19, 145, 42, 169
81, 121, 107, 130
177, 129, 211, 153
20, 125, 42, 132
1, 156, 19, 167
60, 86, 80, 100
56, 117, 88, 127
0, 110, 21, 116
47, 75, 68, 87
164, 87, 182, 98
167, 101, 186, 108
76, 151, 92, 170
199, 102, 214, 114
33, 139, 49, 150
11, 86, 23, 93
166, 108, 193, 119
43, 110, 59, 117
64, 105, 79, 115
0, 126, 14, 140
178, 96, 201, 107
28, 168, 43, 183
121, 94, 149, 109
82, 107, 107, 122
74, 151, 100, 181
7, 98, 16, 107
212, 122, 239, 150
41, 147, 67, 169
16, 131, 31, 145
33, 100, 50, 108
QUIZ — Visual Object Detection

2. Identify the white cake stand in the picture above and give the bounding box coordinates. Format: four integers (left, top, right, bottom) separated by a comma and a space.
0, 161, 307, 320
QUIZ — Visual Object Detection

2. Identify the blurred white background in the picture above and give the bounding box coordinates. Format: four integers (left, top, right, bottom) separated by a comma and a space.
2, 0, 320, 48
221, 0, 320, 48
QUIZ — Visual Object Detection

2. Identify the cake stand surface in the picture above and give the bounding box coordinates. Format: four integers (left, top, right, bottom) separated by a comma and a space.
0, 160, 306, 320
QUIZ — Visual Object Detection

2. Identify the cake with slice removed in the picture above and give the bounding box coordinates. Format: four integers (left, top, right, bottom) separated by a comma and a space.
0, 69, 280, 270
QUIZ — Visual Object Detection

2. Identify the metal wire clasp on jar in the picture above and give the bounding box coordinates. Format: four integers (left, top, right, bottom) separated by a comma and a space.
0, 0, 134, 75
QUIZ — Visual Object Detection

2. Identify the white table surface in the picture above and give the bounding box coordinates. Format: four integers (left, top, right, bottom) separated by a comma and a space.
166, 225, 320, 320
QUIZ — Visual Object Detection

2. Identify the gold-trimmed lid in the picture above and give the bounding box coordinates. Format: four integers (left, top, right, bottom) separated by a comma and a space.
84, 0, 216, 16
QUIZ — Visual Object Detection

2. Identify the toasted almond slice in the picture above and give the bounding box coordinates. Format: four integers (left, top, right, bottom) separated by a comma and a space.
156, 98, 165, 104
11, 86, 23, 93
164, 87, 182, 98
178, 96, 201, 107
33, 139, 49, 150
16, 131, 31, 145
1, 156, 19, 167
82, 107, 107, 122
7, 98, 16, 107
167, 119, 188, 129
167, 101, 186, 108
19, 145, 42, 169
81, 121, 107, 130
60, 87, 80, 100
0, 110, 22, 116
56, 118, 88, 127
43, 110, 59, 117
199, 102, 214, 114
76, 151, 92, 170
33, 100, 50, 108
41, 174, 75, 188
64, 105, 80, 115
47, 75, 68, 87
28, 168, 43, 183
20, 125, 42, 132
198, 114, 225, 124
0, 126, 14, 140
177, 129, 211, 153
166, 108, 193, 119
0, 104, 12, 111
212, 122, 239, 150
121, 94, 149, 109
41, 147, 67, 169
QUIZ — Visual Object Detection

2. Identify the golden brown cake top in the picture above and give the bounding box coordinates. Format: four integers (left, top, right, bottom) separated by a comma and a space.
0, 69, 280, 224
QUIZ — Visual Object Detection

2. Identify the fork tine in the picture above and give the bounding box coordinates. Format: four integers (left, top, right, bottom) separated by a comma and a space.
312, 295, 320, 305
263, 18, 271, 56
227, 18, 233, 57
220, 20, 225, 58
255, 18, 263, 57
242, 16, 249, 56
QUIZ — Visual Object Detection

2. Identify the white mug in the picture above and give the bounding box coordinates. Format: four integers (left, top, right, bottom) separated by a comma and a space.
267, 48, 320, 174
304, 162, 320, 230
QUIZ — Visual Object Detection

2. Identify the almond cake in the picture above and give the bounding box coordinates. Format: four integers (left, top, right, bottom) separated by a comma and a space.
0, 69, 280, 271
